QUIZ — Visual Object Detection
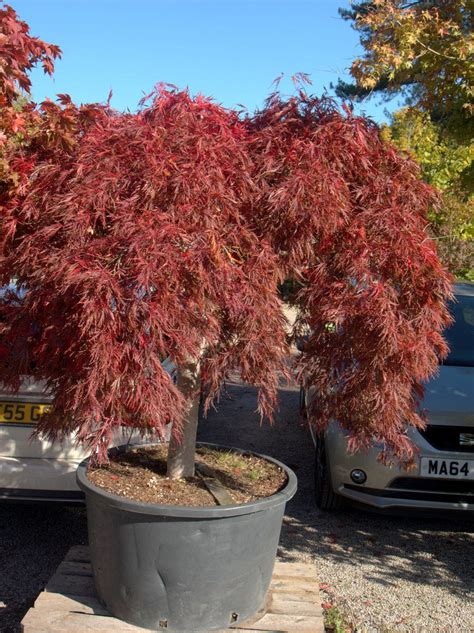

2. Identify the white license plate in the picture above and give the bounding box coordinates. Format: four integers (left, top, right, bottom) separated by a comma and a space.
420, 457, 474, 479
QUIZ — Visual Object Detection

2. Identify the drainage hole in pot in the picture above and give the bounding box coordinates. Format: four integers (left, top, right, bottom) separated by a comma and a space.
230, 612, 239, 623
159, 620, 168, 628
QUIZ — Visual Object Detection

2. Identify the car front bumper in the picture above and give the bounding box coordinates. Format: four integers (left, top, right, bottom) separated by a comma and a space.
0, 456, 84, 503
325, 424, 474, 512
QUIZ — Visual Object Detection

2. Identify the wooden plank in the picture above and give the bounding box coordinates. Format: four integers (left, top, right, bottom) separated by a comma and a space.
232, 613, 323, 632
23, 546, 324, 633
271, 574, 317, 585
273, 562, 317, 577
267, 590, 321, 604
56, 561, 93, 577
224, 629, 286, 633
268, 596, 322, 617
31, 594, 324, 628
33, 593, 108, 615
24, 601, 323, 633
23, 609, 315, 633
270, 579, 319, 595
271, 575, 319, 589
21, 609, 152, 632
45, 573, 96, 597
64, 545, 91, 563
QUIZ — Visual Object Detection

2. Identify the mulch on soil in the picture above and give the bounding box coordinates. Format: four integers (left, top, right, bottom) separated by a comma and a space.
87, 444, 287, 506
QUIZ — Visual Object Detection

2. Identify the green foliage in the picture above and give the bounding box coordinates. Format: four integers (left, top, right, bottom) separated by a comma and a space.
381, 108, 473, 279
324, 604, 349, 633
383, 109, 472, 194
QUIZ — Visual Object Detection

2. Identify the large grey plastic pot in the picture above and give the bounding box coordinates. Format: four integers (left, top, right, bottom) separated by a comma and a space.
76, 443, 297, 632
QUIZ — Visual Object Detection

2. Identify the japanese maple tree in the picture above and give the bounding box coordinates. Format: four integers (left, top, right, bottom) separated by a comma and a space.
0, 7, 453, 477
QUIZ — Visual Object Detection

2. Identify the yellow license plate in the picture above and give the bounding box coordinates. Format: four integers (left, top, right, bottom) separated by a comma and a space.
0, 401, 52, 424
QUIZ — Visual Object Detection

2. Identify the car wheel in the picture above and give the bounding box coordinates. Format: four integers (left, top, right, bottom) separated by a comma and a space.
314, 434, 344, 511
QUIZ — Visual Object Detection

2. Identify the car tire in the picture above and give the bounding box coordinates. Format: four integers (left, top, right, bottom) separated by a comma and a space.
314, 434, 344, 511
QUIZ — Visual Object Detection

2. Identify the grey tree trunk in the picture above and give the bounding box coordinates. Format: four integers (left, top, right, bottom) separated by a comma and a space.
166, 355, 201, 479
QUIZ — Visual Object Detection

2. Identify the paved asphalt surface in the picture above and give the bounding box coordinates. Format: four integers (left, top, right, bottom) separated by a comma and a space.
0, 378, 473, 632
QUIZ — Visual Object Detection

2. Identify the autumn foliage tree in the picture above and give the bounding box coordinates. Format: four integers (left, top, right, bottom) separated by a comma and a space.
336, 1, 472, 130
0, 3, 61, 194
0, 7, 453, 475
1, 85, 290, 472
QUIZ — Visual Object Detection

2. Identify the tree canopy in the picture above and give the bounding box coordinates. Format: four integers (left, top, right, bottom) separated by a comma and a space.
0, 5, 453, 466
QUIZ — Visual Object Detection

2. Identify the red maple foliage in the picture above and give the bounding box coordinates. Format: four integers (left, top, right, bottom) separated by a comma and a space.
248, 87, 452, 463
0, 10, 453, 468
0, 3, 60, 101
1, 86, 289, 462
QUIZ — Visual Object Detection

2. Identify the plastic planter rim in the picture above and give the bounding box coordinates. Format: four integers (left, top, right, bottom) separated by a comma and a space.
76, 441, 297, 518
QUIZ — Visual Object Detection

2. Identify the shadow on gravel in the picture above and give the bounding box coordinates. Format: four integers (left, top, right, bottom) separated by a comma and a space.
0, 504, 87, 633
198, 380, 474, 602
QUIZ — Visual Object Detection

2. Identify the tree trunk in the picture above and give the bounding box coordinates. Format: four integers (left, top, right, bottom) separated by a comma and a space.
166, 355, 201, 479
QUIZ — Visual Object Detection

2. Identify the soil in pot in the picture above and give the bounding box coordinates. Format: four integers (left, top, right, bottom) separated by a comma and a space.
87, 444, 288, 506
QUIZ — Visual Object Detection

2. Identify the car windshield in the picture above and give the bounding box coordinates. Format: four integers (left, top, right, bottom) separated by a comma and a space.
444, 293, 474, 367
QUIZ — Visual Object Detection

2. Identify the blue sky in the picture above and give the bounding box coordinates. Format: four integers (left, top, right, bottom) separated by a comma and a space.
13, 0, 399, 123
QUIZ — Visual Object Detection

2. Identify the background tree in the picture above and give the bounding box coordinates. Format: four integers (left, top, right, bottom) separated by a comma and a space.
336, 1, 472, 135
381, 107, 473, 279
336, 1, 472, 279
0, 3, 102, 209
0, 3, 61, 193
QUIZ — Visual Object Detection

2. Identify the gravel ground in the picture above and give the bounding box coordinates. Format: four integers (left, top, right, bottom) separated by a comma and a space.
0, 376, 473, 632
0, 503, 87, 632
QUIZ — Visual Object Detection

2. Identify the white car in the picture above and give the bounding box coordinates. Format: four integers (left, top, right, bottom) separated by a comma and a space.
302, 282, 474, 513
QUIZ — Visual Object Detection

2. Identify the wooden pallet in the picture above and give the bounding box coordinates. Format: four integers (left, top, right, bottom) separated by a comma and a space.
21, 546, 324, 633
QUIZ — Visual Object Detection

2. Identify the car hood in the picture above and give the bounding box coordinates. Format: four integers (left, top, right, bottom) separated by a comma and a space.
423, 365, 474, 426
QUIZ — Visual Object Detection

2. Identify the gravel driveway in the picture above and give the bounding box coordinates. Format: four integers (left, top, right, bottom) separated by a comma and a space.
1, 377, 473, 632
0, 503, 87, 632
